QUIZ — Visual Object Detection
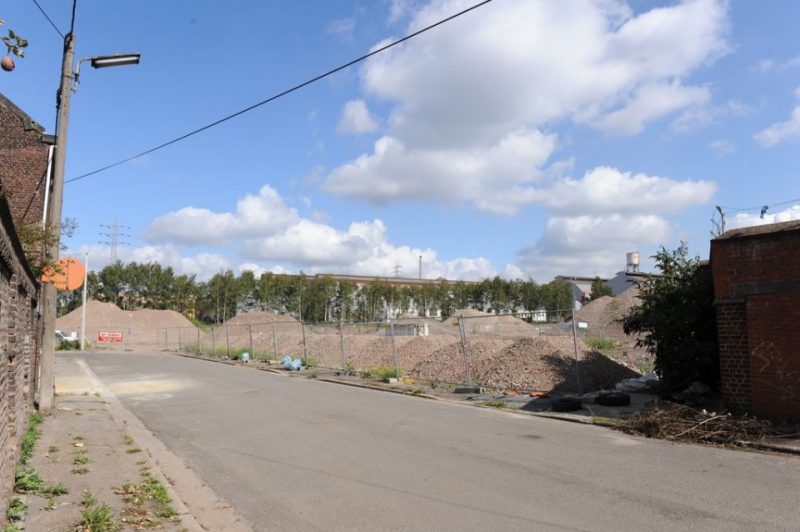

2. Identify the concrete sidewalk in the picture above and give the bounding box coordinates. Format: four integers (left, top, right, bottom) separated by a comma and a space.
4, 355, 209, 531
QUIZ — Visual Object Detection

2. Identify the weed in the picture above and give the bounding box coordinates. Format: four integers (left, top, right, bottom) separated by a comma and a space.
123, 434, 134, 446
308, 372, 318, 379
41, 483, 70, 496
478, 401, 508, 409
45, 497, 57, 510
75, 502, 119, 532
302, 357, 319, 368
14, 467, 44, 493
48, 445, 59, 454
126, 448, 142, 454
6, 497, 26, 522
135, 460, 147, 466
20, 413, 44, 465
81, 490, 97, 508
585, 337, 615, 352
94, 392, 101, 397
116, 475, 177, 520
3, 525, 21, 532
82, 391, 90, 396
75, 411, 83, 416
73, 435, 84, 441
73, 452, 91, 465
72, 467, 89, 475
365, 365, 404, 382
344, 362, 356, 373
409, 388, 425, 396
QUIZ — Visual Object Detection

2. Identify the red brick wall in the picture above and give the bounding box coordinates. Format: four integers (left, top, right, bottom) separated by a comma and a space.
0, 97, 51, 226
711, 229, 800, 420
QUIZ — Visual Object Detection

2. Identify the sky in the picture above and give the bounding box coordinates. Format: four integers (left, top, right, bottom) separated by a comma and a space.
2, 0, 799, 282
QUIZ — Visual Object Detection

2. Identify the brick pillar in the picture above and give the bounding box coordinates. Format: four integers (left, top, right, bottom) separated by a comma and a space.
715, 300, 752, 411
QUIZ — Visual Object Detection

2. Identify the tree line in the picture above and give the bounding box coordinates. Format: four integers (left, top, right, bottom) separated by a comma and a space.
58, 261, 575, 324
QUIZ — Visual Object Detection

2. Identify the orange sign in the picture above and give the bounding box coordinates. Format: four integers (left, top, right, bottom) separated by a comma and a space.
97, 331, 123, 343
41, 258, 85, 291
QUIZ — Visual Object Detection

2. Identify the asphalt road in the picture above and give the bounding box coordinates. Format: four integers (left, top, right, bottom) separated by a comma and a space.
73, 351, 799, 532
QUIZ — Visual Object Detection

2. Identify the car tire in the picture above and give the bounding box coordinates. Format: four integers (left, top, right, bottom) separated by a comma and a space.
595, 392, 631, 407
551, 397, 582, 412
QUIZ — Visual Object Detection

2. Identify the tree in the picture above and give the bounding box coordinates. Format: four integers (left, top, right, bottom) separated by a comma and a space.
590, 277, 612, 300
1, 18, 28, 71
623, 243, 718, 390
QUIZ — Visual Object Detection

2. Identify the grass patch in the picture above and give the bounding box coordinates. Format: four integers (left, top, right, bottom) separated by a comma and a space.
478, 401, 508, 409
365, 364, 404, 382
585, 337, 615, 352
15, 467, 44, 493
73, 452, 90, 465
6, 497, 26, 522
302, 357, 319, 368
20, 413, 44, 465
72, 467, 90, 475
48, 445, 59, 454
75, 502, 119, 532
81, 490, 97, 508
116, 475, 178, 522
41, 483, 70, 496
126, 447, 142, 454
45, 497, 57, 511
123, 434, 134, 446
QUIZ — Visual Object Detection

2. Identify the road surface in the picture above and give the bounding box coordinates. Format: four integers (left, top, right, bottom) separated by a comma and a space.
70, 351, 799, 531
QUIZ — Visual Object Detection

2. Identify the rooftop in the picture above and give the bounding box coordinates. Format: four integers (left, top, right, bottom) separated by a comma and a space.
716, 220, 800, 240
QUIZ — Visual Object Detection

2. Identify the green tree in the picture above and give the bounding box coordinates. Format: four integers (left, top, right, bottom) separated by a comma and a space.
623, 243, 718, 390
590, 277, 612, 300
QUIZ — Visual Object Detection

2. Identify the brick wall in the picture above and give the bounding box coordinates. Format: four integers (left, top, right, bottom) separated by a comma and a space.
0, 192, 40, 505
0, 93, 52, 226
711, 222, 800, 420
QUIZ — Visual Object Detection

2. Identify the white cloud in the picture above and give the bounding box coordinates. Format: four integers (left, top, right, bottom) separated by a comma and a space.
324, 0, 729, 210
709, 139, 735, 157
593, 81, 710, 135
727, 205, 800, 230
754, 56, 800, 73
336, 100, 379, 134
326, 18, 356, 40
754, 106, 800, 147
326, 128, 557, 214
516, 214, 672, 281
536, 166, 716, 215
145, 185, 298, 246
671, 99, 752, 133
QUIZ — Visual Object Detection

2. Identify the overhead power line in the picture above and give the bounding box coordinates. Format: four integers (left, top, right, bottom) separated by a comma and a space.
65, 0, 495, 185
720, 198, 800, 213
31, 0, 65, 39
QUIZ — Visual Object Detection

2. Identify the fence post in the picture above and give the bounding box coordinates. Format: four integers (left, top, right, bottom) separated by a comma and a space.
458, 315, 472, 386
178, 327, 182, 351
197, 327, 201, 355
225, 326, 231, 358
339, 320, 346, 371
211, 326, 216, 356
390, 321, 399, 380
301, 321, 308, 362
164, 328, 168, 350
571, 308, 581, 395
248, 324, 254, 358
271, 324, 278, 363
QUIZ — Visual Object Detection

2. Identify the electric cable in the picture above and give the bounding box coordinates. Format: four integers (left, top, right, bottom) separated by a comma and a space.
30, 0, 65, 39
65, 0, 495, 185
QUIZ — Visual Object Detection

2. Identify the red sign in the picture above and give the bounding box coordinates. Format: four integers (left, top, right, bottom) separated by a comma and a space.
97, 331, 124, 343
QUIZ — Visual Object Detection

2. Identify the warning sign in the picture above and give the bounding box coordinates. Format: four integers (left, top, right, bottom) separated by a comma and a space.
97, 331, 124, 343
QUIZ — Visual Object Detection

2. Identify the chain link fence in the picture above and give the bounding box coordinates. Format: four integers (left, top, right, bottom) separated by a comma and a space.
158, 308, 643, 394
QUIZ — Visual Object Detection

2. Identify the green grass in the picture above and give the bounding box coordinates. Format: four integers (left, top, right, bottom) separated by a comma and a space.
302, 357, 319, 368
365, 365, 404, 381
81, 490, 97, 508
123, 434, 134, 446
585, 337, 615, 352
20, 413, 44, 465
6, 497, 26, 522
76, 502, 119, 532
126, 447, 142, 454
48, 445, 59, 454
14, 467, 44, 493
73, 452, 90, 465
72, 466, 89, 475
478, 401, 508, 409
41, 483, 70, 496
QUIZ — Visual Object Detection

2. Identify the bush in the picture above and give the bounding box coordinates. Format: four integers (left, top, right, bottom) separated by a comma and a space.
365, 365, 404, 381
56, 338, 80, 351
623, 244, 718, 391
585, 337, 615, 352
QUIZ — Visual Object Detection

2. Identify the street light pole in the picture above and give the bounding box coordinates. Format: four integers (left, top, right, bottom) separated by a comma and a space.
38, 32, 75, 413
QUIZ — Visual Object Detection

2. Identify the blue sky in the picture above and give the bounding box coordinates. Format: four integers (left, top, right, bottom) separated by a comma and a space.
2, 0, 799, 281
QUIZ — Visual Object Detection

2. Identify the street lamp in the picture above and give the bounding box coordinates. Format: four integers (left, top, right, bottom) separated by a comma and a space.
38, 33, 140, 412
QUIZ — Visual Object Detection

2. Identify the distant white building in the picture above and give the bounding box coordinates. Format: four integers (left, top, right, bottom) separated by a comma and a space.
557, 251, 650, 308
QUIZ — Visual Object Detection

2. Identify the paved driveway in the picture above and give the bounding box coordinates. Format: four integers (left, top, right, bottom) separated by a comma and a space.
72, 351, 800, 532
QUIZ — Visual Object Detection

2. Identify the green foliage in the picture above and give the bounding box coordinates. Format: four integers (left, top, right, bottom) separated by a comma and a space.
623, 243, 718, 390
20, 413, 43, 464
478, 401, 508, 409
585, 337, 615, 352
590, 277, 612, 300
0, 19, 28, 57
6, 497, 26, 522
76, 502, 119, 532
302, 357, 319, 368
366, 365, 404, 381
56, 338, 80, 351
14, 467, 44, 493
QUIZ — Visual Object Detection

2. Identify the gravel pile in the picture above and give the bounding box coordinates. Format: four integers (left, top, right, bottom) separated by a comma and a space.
57, 300, 197, 349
